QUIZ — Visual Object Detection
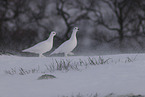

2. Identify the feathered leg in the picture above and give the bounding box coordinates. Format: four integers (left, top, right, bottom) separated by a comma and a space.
68, 52, 74, 56
39, 53, 45, 57
64, 53, 68, 57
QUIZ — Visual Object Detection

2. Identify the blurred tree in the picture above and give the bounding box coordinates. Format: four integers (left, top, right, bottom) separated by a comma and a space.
0, 0, 145, 55
97, 0, 145, 44
0, 0, 52, 51
56, 0, 100, 41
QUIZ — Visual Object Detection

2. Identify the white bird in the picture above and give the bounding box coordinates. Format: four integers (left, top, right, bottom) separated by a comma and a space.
50, 27, 79, 57
22, 31, 56, 57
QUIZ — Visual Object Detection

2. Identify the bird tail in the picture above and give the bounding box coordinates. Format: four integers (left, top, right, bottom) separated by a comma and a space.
22, 48, 29, 52
50, 49, 59, 56
22, 49, 27, 52
49, 51, 55, 56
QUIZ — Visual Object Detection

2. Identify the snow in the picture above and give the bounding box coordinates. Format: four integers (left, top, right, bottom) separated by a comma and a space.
0, 54, 145, 97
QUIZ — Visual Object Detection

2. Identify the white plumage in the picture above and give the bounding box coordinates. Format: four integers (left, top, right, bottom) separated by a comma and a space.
22, 31, 56, 57
50, 27, 79, 57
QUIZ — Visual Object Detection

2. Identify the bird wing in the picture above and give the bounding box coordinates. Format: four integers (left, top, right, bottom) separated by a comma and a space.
22, 40, 49, 53
50, 40, 71, 55
50, 39, 77, 55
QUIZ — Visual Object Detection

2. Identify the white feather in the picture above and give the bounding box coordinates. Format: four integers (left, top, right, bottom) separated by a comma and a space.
22, 31, 56, 57
50, 27, 79, 57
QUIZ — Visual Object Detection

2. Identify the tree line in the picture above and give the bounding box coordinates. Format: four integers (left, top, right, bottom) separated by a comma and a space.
0, 0, 145, 54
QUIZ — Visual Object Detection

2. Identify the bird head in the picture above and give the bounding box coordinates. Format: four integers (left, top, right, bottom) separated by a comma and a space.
51, 31, 56, 36
73, 27, 79, 32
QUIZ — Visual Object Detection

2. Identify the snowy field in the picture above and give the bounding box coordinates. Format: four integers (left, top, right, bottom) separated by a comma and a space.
0, 54, 145, 97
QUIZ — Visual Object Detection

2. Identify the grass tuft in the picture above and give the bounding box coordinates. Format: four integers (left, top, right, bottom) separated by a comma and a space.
88, 56, 111, 65
5, 66, 40, 75
61, 93, 144, 97
4, 55, 137, 75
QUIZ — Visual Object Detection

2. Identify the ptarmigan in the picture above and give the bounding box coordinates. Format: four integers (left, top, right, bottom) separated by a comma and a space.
22, 31, 56, 57
50, 27, 79, 57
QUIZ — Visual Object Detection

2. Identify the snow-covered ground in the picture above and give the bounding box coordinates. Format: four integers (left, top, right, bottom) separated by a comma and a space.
0, 54, 145, 97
